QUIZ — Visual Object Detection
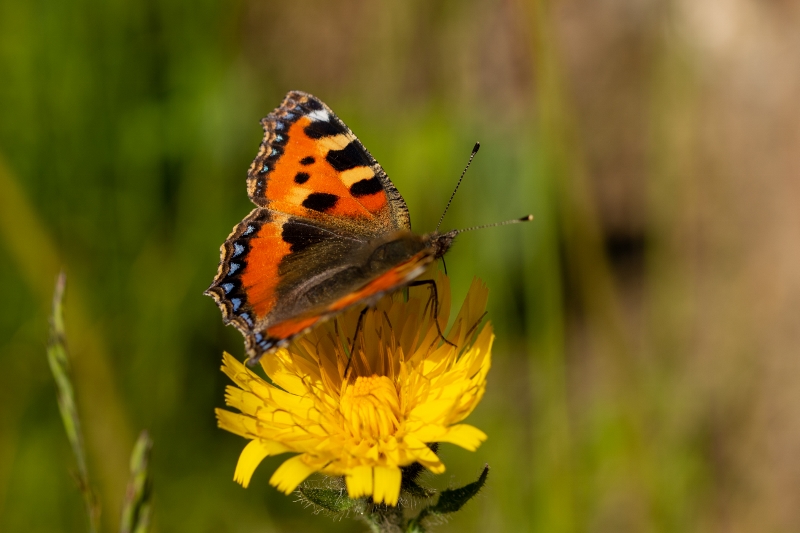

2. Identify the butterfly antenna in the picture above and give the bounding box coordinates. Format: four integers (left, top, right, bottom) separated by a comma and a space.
455, 214, 534, 235
436, 142, 480, 233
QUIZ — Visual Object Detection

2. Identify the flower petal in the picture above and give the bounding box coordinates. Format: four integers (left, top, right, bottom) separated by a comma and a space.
216, 408, 250, 438
373, 466, 402, 505
233, 440, 271, 488
221, 352, 254, 390
345, 465, 373, 499
269, 454, 317, 494
261, 348, 309, 395
409, 397, 455, 424
439, 424, 487, 451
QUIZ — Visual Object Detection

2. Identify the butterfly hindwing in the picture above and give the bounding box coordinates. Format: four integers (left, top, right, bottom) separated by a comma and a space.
257, 249, 434, 353
207, 212, 435, 357
206, 208, 290, 338
246, 91, 410, 234
206, 207, 363, 349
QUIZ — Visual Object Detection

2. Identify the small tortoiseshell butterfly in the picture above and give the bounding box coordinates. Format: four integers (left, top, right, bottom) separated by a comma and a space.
206, 91, 530, 364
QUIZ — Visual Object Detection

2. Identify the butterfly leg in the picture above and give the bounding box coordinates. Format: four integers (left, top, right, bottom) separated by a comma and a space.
407, 280, 456, 348
464, 311, 488, 341
344, 306, 370, 378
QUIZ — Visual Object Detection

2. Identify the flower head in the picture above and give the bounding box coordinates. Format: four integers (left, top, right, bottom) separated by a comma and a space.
216, 272, 493, 506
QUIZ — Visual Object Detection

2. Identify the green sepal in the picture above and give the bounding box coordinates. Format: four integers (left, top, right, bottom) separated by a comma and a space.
428, 464, 488, 514
297, 486, 357, 513
406, 464, 489, 532
402, 479, 436, 499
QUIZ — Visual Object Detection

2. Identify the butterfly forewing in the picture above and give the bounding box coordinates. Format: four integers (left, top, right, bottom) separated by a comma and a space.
246, 91, 410, 233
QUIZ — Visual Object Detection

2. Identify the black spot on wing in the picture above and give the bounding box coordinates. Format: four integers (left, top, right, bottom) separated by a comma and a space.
350, 176, 383, 197
300, 156, 315, 165
326, 142, 371, 172
280, 218, 332, 253
294, 172, 310, 184
302, 192, 339, 212
304, 119, 347, 139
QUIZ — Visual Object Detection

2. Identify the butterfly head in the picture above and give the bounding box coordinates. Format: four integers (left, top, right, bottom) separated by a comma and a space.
426, 230, 458, 259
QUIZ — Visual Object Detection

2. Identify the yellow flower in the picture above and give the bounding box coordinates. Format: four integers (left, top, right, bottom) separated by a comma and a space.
216, 272, 493, 506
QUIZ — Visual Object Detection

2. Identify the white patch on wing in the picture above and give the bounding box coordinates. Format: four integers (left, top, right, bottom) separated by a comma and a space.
307, 109, 330, 122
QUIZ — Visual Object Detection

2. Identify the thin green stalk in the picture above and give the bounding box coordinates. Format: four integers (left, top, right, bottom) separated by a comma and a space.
119, 431, 153, 533
47, 272, 100, 533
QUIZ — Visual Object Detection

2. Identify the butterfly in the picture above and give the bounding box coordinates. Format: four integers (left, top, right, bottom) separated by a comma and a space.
206, 91, 530, 364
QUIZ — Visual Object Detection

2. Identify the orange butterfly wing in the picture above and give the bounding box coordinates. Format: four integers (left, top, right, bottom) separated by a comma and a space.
246, 91, 410, 233
261, 249, 434, 341
206, 92, 436, 362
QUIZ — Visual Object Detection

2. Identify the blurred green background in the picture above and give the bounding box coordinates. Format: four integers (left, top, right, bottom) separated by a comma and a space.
3, 0, 800, 531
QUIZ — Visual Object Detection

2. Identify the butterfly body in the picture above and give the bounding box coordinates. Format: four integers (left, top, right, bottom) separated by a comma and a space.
206, 91, 457, 363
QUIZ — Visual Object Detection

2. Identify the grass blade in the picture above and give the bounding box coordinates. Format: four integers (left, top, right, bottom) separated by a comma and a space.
47, 272, 100, 533
120, 431, 153, 533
